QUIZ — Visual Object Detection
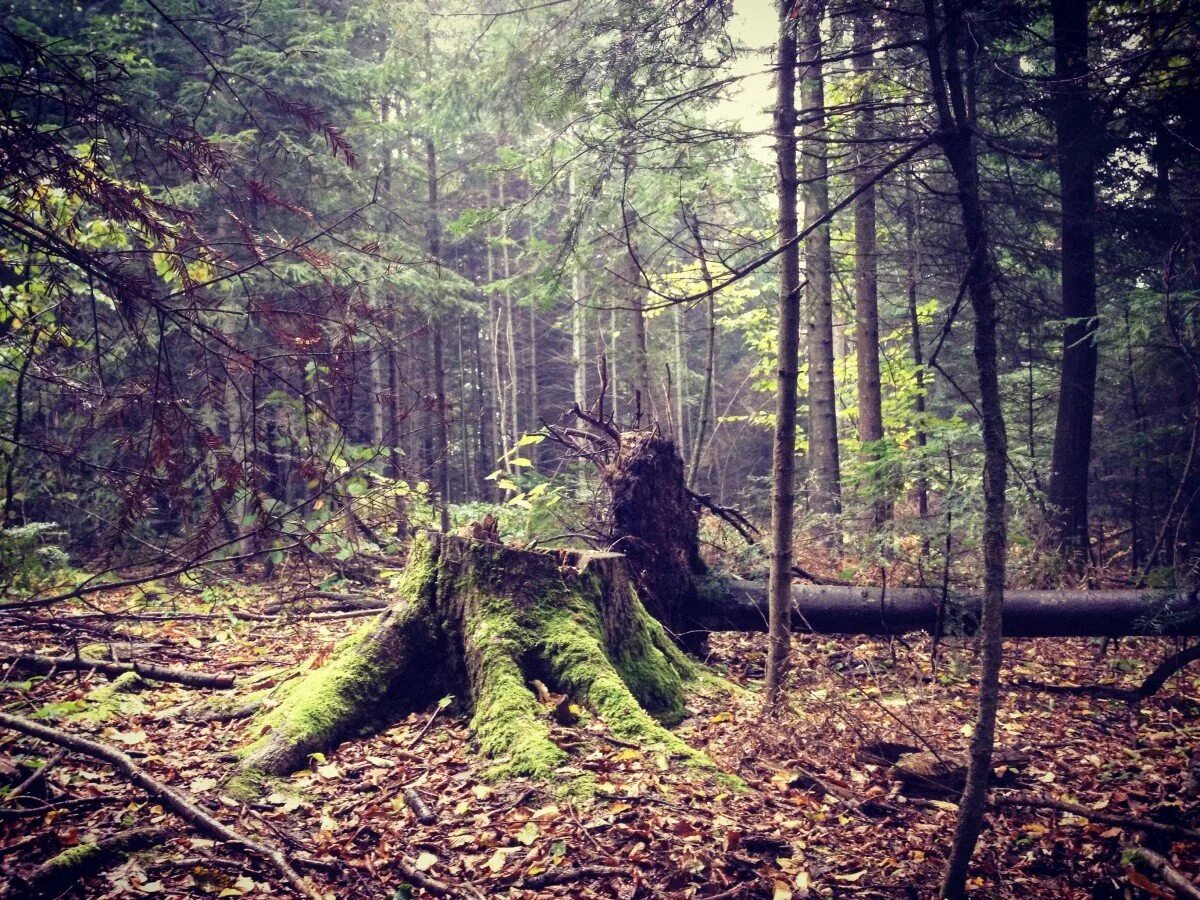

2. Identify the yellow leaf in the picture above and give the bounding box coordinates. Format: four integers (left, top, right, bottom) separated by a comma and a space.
415, 852, 437, 871
773, 880, 793, 900
517, 821, 539, 846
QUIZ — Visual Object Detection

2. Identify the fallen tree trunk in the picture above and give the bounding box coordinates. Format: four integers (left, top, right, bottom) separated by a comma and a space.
701, 580, 1200, 638
594, 430, 1200, 640
234, 532, 702, 785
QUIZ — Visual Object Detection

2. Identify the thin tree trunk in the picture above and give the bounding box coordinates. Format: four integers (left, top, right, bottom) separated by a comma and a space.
765, 0, 801, 710
624, 163, 651, 426
673, 303, 687, 449
472, 315, 493, 498
853, 5, 888, 526
500, 177, 520, 448
570, 171, 589, 414
688, 213, 717, 490
923, 1, 1010, 894
905, 170, 929, 531
426, 134, 450, 533
1047, 0, 1099, 562
486, 217, 510, 469
800, 1, 842, 534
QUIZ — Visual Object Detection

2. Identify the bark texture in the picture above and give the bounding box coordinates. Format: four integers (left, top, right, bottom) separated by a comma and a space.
236, 532, 696, 784
800, 1, 842, 529
853, 3, 889, 526
766, 0, 802, 707
1047, 0, 1099, 560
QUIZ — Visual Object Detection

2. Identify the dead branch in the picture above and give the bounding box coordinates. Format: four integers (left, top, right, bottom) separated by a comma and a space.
517, 865, 629, 889
995, 793, 1200, 842
1125, 846, 1200, 899
5, 749, 66, 804
20, 826, 168, 898
1013, 642, 1200, 702
3, 649, 235, 689
0, 712, 320, 900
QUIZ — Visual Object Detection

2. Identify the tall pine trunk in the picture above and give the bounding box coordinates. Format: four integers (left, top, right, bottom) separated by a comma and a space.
426, 135, 450, 533
765, 0, 801, 709
852, 5, 888, 526
1046, 0, 1099, 562
688, 211, 717, 491
801, 1, 842, 535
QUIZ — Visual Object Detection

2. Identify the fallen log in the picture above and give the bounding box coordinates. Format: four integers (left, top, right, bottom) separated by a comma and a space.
3, 649, 235, 688
594, 430, 1200, 641
702, 581, 1200, 638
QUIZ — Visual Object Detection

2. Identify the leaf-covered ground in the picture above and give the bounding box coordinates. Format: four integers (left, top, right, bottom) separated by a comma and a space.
2, 579, 1198, 899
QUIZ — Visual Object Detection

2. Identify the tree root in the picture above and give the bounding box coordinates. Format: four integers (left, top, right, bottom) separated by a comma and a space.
0, 712, 321, 900
3, 648, 234, 689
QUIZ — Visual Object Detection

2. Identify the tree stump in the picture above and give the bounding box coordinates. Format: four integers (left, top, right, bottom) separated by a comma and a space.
604, 429, 711, 650
235, 532, 698, 786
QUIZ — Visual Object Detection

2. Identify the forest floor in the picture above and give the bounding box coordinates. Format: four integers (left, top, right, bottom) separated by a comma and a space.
1, 575, 1198, 899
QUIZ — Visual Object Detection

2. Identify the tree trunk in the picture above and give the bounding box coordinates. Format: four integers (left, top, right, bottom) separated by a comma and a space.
703, 580, 1200, 638
687, 211, 716, 491
853, 5, 889, 526
426, 135, 450, 532
624, 179, 651, 426
904, 169, 929, 530
765, 0, 802, 708
800, 1, 842, 533
1046, 0, 1099, 562
604, 430, 711, 651
923, 1, 1011, 894
235, 532, 697, 784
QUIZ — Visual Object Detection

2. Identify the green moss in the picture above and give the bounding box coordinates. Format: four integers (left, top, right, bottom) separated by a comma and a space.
554, 771, 599, 803
44, 840, 102, 871
466, 586, 566, 779
223, 769, 275, 802
257, 627, 386, 748
61, 671, 149, 724
539, 610, 690, 753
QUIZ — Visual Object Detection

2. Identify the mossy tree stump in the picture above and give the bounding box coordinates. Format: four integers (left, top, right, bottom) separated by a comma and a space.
237, 532, 698, 782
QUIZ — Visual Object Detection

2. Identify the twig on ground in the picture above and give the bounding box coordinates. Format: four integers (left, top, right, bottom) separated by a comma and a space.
3, 649, 234, 689
0, 712, 320, 900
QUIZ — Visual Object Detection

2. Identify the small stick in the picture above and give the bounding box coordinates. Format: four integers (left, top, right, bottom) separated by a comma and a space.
5, 749, 66, 804
402, 786, 436, 824
407, 704, 443, 749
